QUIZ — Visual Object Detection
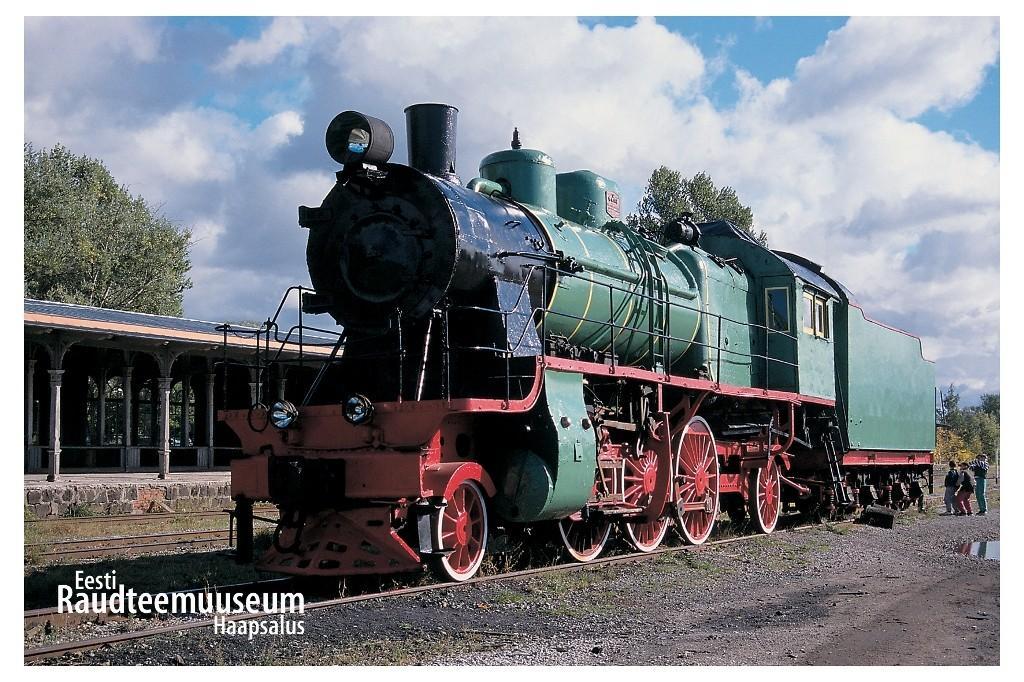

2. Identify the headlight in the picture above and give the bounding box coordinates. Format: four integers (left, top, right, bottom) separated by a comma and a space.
269, 400, 299, 429
343, 394, 374, 425
325, 111, 394, 167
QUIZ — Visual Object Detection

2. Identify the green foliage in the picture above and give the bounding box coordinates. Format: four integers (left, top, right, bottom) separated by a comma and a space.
979, 393, 999, 421
935, 427, 974, 465
627, 167, 765, 245
939, 385, 1000, 462
24, 143, 193, 315
61, 502, 98, 518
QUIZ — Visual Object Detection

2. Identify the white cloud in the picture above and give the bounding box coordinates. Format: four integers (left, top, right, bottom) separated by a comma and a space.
24, 16, 161, 86
128, 109, 244, 185
254, 111, 305, 150
216, 17, 308, 71
785, 17, 999, 118
23, 17, 1000, 397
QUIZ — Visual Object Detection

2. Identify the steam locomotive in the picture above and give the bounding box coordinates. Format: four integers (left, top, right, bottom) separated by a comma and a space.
223, 103, 935, 581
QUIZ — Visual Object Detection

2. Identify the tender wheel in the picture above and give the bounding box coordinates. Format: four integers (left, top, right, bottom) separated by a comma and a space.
558, 512, 612, 562
750, 458, 781, 534
673, 416, 720, 545
432, 480, 488, 581
622, 444, 670, 552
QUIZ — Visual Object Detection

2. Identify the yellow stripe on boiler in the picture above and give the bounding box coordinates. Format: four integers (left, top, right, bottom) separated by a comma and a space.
566, 226, 595, 342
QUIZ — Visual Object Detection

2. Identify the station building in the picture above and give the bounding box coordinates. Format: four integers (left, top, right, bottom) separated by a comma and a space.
24, 298, 334, 489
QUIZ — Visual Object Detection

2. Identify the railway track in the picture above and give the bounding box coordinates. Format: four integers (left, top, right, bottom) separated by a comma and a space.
26, 529, 236, 562
26, 507, 277, 526
26, 509, 279, 562
24, 517, 852, 663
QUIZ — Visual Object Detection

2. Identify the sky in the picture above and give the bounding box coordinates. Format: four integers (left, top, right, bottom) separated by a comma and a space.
23, 16, 1000, 400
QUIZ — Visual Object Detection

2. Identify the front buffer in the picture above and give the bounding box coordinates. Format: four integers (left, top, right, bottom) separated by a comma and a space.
224, 399, 499, 580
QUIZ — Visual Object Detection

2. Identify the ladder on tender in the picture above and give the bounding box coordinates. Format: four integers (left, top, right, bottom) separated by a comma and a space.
823, 427, 852, 506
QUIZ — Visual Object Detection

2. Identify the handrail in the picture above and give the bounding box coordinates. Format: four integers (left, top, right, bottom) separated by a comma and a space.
214, 285, 344, 408
230, 256, 804, 407
447, 263, 801, 375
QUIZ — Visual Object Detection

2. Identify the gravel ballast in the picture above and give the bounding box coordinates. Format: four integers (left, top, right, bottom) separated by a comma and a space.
32, 505, 999, 666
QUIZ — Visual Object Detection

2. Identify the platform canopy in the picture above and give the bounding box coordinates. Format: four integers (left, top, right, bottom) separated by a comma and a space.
24, 298, 338, 358
24, 298, 339, 481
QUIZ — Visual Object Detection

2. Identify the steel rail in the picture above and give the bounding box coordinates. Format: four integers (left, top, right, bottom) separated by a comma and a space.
30, 530, 234, 562
26, 506, 277, 526
24, 518, 852, 663
27, 521, 276, 562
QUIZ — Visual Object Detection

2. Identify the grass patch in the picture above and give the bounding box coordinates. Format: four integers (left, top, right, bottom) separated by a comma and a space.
515, 564, 626, 617
480, 527, 562, 575
62, 503, 99, 518
492, 588, 529, 605
760, 537, 829, 570
657, 549, 720, 573
531, 565, 615, 597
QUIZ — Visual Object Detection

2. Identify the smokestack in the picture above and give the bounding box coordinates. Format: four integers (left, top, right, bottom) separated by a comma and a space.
404, 103, 459, 181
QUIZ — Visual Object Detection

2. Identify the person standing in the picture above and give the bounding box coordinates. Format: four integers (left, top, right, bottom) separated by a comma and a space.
941, 460, 960, 515
970, 453, 990, 515
955, 462, 975, 516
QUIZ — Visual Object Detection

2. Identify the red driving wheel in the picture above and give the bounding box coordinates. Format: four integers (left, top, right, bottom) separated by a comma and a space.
622, 445, 670, 552
673, 416, 720, 545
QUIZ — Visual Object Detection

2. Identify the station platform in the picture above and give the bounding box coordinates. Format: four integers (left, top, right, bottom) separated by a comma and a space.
24, 472, 233, 519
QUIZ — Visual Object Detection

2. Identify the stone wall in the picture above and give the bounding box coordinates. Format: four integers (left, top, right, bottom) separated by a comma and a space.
24, 481, 233, 518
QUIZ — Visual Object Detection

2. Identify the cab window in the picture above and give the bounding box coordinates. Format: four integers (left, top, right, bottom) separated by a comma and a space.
765, 288, 790, 332
815, 300, 829, 339
802, 293, 815, 334
802, 289, 831, 339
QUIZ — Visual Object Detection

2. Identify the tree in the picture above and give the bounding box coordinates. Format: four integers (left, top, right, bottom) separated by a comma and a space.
938, 384, 1000, 463
24, 143, 192, 316
627, 167, 766, 245
935, 426, 973, 465
979, 393, 999, 421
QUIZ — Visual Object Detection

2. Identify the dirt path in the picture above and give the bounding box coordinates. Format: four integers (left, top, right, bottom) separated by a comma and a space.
42, 505, 999, 666
802, 563, 998, 665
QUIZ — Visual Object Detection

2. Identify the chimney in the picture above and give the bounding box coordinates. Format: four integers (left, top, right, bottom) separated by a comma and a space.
404, 103, 459, 181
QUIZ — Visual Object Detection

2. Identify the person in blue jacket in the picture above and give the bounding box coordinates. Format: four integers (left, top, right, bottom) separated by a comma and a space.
941, 460, 960, 515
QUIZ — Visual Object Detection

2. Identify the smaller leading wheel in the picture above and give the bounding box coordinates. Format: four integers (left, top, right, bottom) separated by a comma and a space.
558, 512, 612, 562
432, 480, 488, 581
750, 458, 781, 534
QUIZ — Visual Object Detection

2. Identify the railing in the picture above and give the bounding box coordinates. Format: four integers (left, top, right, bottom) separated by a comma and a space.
437, 262, 801, 403
214, 286, 344, 408
235, 263, 802, 408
